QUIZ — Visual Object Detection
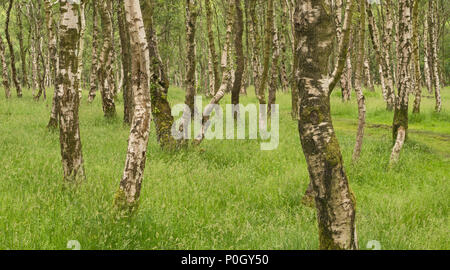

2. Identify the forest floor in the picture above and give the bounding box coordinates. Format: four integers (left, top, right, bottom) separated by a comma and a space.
0, 86, 449, 250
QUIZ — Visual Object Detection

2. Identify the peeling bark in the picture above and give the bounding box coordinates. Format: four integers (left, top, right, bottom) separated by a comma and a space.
390, 0, 412, 165
116, 0, 152, 210
57, 0, 85, 183
118, 0, 133, 124
295, 0, 357, 250
98, 0, 117, 118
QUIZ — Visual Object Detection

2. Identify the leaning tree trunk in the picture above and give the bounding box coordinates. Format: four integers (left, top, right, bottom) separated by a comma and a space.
390, 0, 412, 165
98, 0, 117, 118
88, 3, 100, 102
115, 0, 152, 211
194, 0, 234, 145
57, 0, 85, 183
141, 0, 178, 150
295, 0, 358, 250
412, 0, 422, 114
352, 0, 366, 162
231, 0, 244, 115
0, 34, 11, 99
5, 0, 22, 98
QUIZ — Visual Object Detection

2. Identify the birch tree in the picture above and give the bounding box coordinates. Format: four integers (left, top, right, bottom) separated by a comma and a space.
194, 0, 234, 145
118, 0, 133, 124
98, 0, 117, 118
141, 0, 178, 149
115, 0, 152, 210
0, 34, 11, 99
352, 0, 366, 162
88, 2, 99, 102
295, 0, 358, 250
205, 0, 220, 96
57, 0, 85, 183
5, 0, 22, 98
231, 0, 245, 111
390, 0, 413, 165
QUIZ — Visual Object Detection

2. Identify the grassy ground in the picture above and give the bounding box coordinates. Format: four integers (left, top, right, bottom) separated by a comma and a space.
0, 85, 448, 250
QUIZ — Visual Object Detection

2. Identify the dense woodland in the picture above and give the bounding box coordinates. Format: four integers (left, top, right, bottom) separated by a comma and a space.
0, 0, 449, 250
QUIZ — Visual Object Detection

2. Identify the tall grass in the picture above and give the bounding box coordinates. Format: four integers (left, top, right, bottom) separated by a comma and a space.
0, 86, 448, 250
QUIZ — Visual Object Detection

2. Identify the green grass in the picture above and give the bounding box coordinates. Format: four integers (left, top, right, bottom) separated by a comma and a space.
0, 85, 449, 250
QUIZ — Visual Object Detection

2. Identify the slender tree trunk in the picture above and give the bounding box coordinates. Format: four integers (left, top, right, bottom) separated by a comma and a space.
205, 0, 220, 95
268, 7, 280, 117
429, 0, 441, 112
194, 0, 234, 145
232, 0, 244, 115
412, 0, 422, 114
46, 0, 60, 129
335, 0, 351, 102
279, 0, 289, 93
390, 0, 412, 165
57, 0, 85, 183
115, 0, 152, 210
5, 0, 22, 98
88, 3, 99, 102
141, 0, 178, 149
249, 0, 261, 94
77, 2, 86, 100
382, 0, 395, 111
288, 0, 299, 119
423, 8, 433, 95
295, 0, 357, 250
98, 0, 117, 118
0, 34, 11, 98
16, 2, 28, 89
185, 0, 198, 118
257, 0, 274, 108
366, 2, 387, 101
352, 0, 366, 162
118, 0, 133, 124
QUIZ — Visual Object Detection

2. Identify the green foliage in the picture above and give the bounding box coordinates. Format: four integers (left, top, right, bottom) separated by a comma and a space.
0, 86, 448, 250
